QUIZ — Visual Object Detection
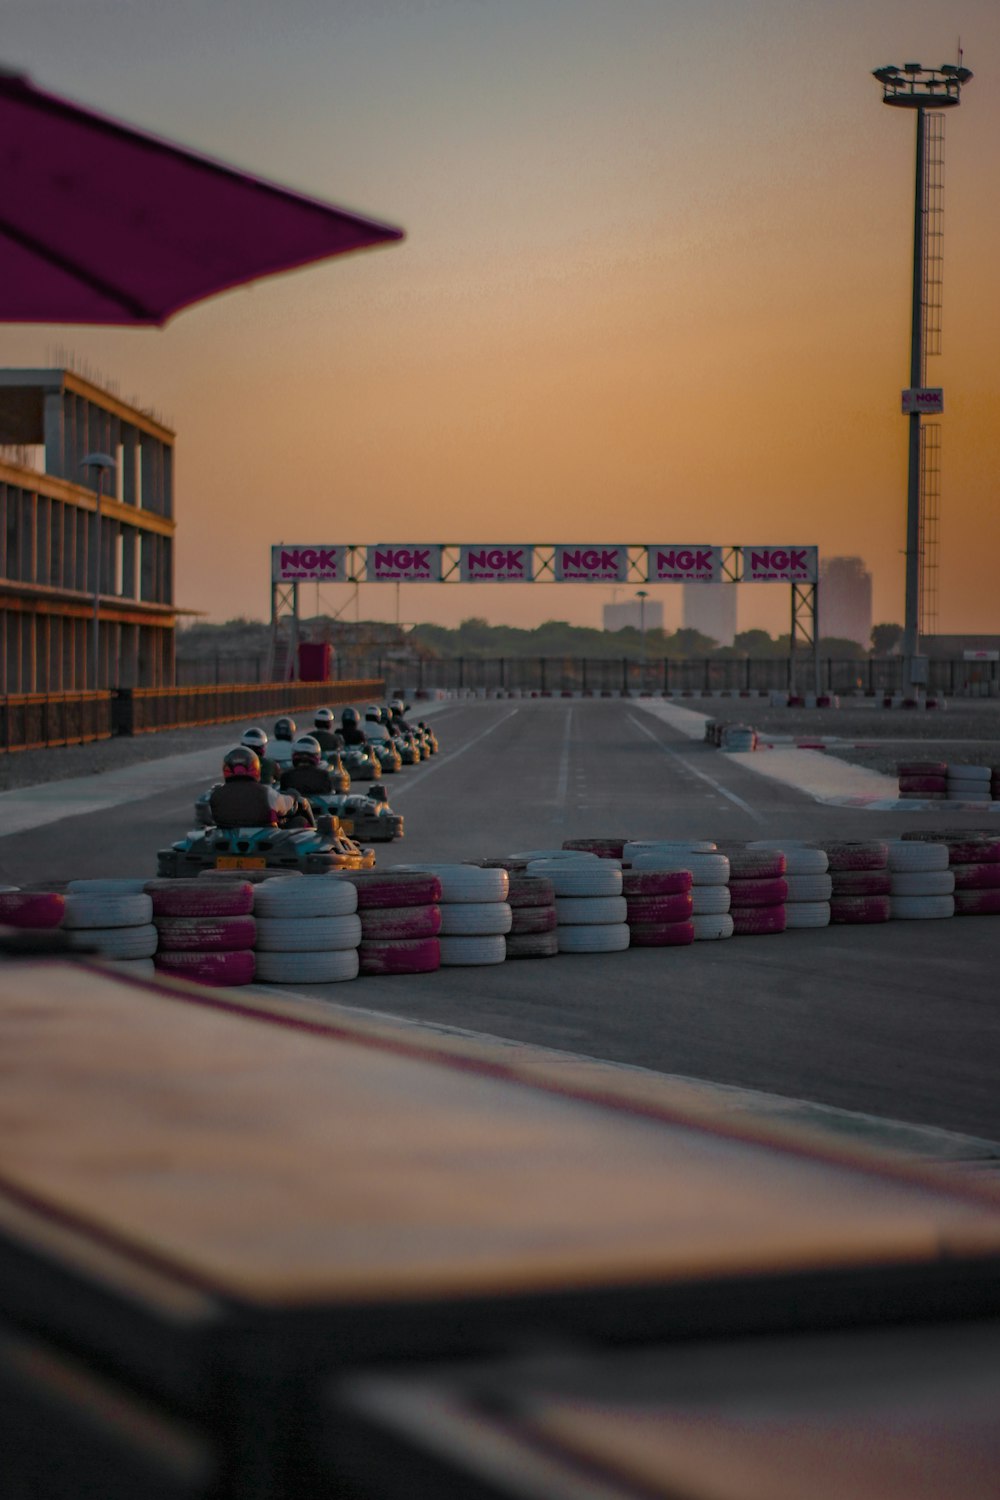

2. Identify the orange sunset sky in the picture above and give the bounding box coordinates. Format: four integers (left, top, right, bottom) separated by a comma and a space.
5, 0, 1000, 638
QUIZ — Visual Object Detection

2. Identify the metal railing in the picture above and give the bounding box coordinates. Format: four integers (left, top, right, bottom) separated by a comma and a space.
0, 691, 114, 751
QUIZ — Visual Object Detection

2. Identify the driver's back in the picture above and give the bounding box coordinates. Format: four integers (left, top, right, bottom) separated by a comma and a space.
209, 781, 276, 828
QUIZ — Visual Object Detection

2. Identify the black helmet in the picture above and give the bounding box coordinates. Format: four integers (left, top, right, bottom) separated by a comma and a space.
342, 707, 360, 726
274, 716, 297, 741
241, 726, 268, 753
365, 704, 382, 723
389, 699, 405, 715
291, 735, 322, 768
314, 707, 335, 729
223, 746, 261, 781
367, 783, 389, 804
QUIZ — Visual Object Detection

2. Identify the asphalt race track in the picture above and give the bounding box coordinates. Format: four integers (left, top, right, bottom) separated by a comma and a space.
3, 699, 999, 1142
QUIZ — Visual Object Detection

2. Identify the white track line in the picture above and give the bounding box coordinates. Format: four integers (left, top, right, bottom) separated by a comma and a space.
627, 712, 766, 825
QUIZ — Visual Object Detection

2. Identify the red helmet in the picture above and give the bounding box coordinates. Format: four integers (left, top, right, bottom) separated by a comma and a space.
223, 746, 261, 781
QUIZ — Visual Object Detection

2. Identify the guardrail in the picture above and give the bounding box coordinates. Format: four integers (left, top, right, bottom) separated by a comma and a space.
115, 680, 385, 735
0, 680, 384, 752
0, 691, 113, 751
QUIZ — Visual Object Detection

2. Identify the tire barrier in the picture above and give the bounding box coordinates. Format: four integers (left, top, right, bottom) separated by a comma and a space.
62, 886, 158, 962
341, 870, 443, 975
527, 858, 630, 955
814, 842, 891, 924
720, 847, 787, 938
623, 847, 730, 941
624, 869, 695, 949
897, 760, 999, 804
143, 877, 258, 984
154, 949, 257, 986
250, 875, 361, 984
505, 873, 558, 960
747, 841, 831, 928
900, 830, 1000, 918
389, 865, 509, 967
0, 890, 65, 929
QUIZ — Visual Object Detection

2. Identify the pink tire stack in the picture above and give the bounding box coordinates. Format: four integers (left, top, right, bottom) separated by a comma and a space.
505, 873, 558, 959
622, 868, 694, 948
723, 848, 787, 937
897, 760, 948, 800
821, 842, 891, 924
0, 889, 65, 930
902, 831, 1000, 917
342, 870, 443, 975
147, 879, 257, 986
561, 838, 629, 860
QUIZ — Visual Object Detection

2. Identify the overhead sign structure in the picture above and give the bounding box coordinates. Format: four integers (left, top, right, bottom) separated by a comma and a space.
366, 546, 442, 583
902, 387, 944, 415
742, 547, 818, 584
459, 546, 534, 583
271, 545, 347, 583
647, 546, 722, 584
554, 546, 628, 583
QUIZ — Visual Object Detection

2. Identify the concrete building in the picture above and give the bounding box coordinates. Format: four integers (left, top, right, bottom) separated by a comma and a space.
682, 583, 737, 647
0, 369, 176, 693
818, 556, 873, 648
603, 599, 664, 633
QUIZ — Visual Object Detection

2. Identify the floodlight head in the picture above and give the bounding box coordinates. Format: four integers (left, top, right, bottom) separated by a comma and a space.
874, 61, 970, 108
81, 451, 117, 471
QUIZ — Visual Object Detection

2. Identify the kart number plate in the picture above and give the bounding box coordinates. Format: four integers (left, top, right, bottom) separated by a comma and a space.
215, 856, 266, 870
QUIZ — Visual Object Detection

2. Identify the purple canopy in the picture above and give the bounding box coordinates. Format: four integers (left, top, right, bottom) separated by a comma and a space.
0, 68, 404, 326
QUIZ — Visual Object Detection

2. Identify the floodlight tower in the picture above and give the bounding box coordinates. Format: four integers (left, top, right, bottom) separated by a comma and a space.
873, 60, 971, 695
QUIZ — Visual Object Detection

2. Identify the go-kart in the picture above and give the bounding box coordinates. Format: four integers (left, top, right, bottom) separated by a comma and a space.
309, 791, 404, 843
157, 813, 375, 878
370, 738, 403, 774
341, 745, 382, 781
414, 722, 438, 755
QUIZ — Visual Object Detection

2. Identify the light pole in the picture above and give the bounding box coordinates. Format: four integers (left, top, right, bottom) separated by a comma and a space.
636, 589, 648, 688
873, 60, 971, 696
81, 452, 117, 690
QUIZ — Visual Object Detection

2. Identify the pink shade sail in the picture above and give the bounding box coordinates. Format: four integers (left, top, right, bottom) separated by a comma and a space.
0, 68, 404, 326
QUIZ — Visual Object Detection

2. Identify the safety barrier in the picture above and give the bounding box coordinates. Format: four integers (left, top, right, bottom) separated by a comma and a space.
0, 691, 113, 752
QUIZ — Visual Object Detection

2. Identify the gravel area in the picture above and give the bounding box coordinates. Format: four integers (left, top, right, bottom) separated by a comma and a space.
0, 721, 250, 793
680, 694, 1000, 777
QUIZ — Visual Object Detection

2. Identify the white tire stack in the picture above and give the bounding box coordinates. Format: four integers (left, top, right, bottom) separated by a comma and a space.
901, 831, 1000, 917
396, 864, 510, 965
505, 872, 558, 959
722, 848, 787, 936
253, 876, 360, 984
946, 763, 993, 804
628, 847, 732, 940
527, 858, 629, 954
146, 879, 258, 986
63, 880, 157, 970
885, 840, 954, 920
748, 842, 830, 929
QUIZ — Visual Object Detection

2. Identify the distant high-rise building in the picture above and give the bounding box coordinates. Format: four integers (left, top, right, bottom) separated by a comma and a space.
603, 599, 664, 632
682, 583, 737, 647
818, 556, 873, 648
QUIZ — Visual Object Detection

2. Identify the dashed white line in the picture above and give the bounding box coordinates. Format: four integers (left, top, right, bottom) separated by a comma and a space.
627, 712, 766, 824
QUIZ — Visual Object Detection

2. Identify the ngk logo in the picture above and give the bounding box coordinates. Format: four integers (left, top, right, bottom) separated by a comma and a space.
745, 548, 815, 582
656, 549, 713, 574
557, 547, 626, 580
374, 548, 431, 573
467, 549, 525, 573
280, 548, 338, 572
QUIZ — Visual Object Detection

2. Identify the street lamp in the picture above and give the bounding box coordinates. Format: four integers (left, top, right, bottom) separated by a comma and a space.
636, 589, 649, 687
81, 452, 117, 690
873, 61, 972, 696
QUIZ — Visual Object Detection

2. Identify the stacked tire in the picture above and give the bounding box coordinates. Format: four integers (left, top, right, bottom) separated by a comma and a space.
147, 879, 257, 986
0, 889, 65, 932
622, 867, 694, 948
897, 760, 947, 800
721, 848, 787, 937
63, 880, 158, 975
748, 842, 831, 929
505, 873, 558, 959
821, 842, 891, 925
561, 838, 629, 861
885, 840, 954, 921
902, 831, 1000, 917
946, 763, 993, 804
252, 876, 360, 984
397, 865, 510, 966
342, 870, 443, 975
626, 844, 732, 941
527, 858, 629, 955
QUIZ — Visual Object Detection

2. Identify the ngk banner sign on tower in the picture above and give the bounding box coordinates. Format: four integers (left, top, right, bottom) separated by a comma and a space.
367, 546, 442, 582
555, 546, 627, 583
647, 546, 722, 584
459, 546, 533, 582
271, 546, 347, 583
743, 547, 818, 583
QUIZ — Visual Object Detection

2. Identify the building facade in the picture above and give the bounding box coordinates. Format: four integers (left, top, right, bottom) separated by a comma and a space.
682, 583, 737, 648
603, 599, 664, 633
0, 369, 176, 693
818, 556, 873, 648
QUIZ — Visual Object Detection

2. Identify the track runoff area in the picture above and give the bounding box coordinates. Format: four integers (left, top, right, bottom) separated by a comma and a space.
2, 695, 998, 1159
